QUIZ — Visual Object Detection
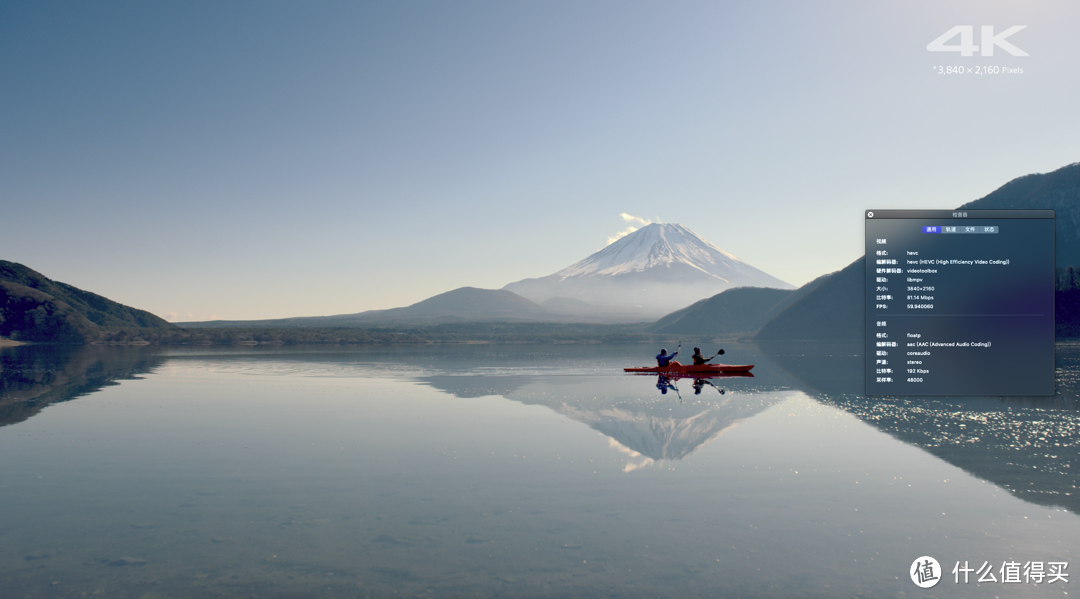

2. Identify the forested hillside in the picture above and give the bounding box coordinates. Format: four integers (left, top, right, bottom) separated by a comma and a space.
0, 261, 173, 343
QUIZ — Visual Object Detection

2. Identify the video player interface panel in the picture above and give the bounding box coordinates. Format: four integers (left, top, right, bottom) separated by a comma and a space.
864, 210, 1055, 396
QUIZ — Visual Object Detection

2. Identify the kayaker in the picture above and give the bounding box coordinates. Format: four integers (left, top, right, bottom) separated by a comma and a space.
691, 348, 707, 365
656, 348, 680, 367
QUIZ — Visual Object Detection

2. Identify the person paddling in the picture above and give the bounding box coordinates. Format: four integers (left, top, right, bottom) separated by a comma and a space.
656, 348, 681, 367
692, 347, 725, 365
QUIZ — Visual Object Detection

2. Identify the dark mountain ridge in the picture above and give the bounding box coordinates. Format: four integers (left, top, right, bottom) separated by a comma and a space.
748, 161, 1080, 342
0, 261, 173, 343
960, 161, 1080, 265
648, 287, 793, 337
752, 258, 864, 342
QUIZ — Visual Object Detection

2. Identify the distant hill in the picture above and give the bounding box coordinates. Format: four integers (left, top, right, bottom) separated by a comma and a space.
750, 161, 1080, 342
959, 162, 1080, 266
0, 261, 173, 343
648, 271, 839, 338
752, 270, 835, 329
752, 258, 863, 342
504, 223, 792, 321
180, 287, 559, 328
363, 287, 555, 323
648, 287, 793, 337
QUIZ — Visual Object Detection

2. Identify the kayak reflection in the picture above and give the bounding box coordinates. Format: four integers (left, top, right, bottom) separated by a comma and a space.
655, 374, 676, 396
692, 378, 725, 396
650, 373, 746, 398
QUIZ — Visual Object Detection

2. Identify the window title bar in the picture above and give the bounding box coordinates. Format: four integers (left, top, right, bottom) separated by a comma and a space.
865, 210, 1054, 219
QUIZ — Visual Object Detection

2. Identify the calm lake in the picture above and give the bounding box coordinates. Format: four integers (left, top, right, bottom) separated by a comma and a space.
1, 342, 1078, 598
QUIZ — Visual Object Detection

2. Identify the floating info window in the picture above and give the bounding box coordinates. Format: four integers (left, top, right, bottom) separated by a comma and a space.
864, 210, 1055, 396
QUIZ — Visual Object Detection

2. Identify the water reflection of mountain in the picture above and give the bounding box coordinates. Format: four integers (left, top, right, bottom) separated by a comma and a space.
420, 375, 534, 399
0, 345, 165, 428
552, 387, 783, 466
420, 372, 791, 466
762, 343, 1080, 514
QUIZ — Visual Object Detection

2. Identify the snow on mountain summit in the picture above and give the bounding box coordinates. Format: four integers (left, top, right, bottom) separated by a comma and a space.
503, 223, 793, 320
555, 223, 744, 280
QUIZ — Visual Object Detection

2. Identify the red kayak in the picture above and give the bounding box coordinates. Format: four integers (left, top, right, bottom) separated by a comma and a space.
628, 371, 754, 380
624, 363, 754, 374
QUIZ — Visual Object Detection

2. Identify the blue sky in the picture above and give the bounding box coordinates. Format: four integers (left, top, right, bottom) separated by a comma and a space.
2, 1, 1078, 321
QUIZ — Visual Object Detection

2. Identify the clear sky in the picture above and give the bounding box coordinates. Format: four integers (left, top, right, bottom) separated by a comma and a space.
2, 1, 1078, 321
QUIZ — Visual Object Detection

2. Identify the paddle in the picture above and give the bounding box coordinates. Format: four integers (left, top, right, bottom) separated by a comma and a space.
702, 348, 725, 364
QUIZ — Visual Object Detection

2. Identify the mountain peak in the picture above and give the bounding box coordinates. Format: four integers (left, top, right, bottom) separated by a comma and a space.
503, 223, 792, 320
554, 223, 742, 279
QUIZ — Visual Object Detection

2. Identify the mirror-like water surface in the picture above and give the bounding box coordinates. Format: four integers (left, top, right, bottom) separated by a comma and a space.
1, 343, 1077, 598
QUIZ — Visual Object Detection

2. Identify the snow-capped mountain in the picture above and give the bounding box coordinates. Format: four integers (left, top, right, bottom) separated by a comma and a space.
504, 223, 792, 320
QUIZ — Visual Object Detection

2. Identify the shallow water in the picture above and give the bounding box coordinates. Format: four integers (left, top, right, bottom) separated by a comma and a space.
0, 343, 1077, 598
